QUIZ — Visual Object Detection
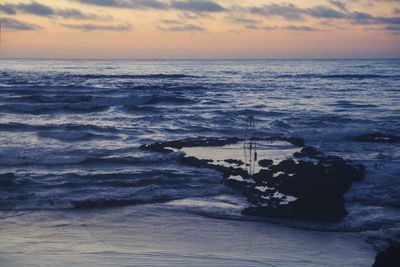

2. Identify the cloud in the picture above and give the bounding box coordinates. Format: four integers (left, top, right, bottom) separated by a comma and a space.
350, 11, 375, 24
328, 0, 347, 11
376, 16, 400, 24
225, 16, 259, 25
385, 25, 400, 31
247, 2, 399, 28
157, 23, 205, 31
245, 25, 260, 30
1, 2, 112, 20
74, 0, 168, 9
282, 25, 320, 31
263, 25, 278, 30
17, 2, 54, 16
56, 9, 112, 20
249, 3, 348, 21
1, 17, 42, 30
350, 11, 400, 25
255, 25, 319, 32
59, 22, 132, 31
305, 6, 347, 19
0, 4, 16, 15
160, 19, 181, 24
75, 0, 226, 13
170, 0, 226, 12
249, 3, 305, 21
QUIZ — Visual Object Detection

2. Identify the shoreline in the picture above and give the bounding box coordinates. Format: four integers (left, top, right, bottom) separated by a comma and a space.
0, 204, 375, 266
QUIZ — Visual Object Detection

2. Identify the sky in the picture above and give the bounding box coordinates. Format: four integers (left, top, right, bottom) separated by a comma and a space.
0, 0, 399, 59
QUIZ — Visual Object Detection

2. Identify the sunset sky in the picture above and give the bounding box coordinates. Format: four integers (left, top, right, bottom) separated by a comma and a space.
1, 0, 399, 58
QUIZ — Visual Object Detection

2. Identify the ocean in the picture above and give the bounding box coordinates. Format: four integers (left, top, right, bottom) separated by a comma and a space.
0, 59, 399, 266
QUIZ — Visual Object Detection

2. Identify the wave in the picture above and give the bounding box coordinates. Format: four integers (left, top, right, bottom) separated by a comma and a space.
294, 125, 374, 142
17, 95, 92, 104
0, 122, 118, 133
0, 103, 108, 114
328, 100, 378, 109
37, 131, 120, 142
82, 153, 182, 165
71, 73, 197, 79
71, 195, 178, 209
122, 84, 209, 92
277, 74, 400, 79
40, 171, 198, 189
0, 152, 182, 167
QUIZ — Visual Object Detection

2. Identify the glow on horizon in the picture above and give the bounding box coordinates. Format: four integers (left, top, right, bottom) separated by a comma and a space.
0, 0, 399, 59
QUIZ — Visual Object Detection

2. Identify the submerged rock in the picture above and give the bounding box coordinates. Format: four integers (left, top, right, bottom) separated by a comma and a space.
141, 136, 365, 222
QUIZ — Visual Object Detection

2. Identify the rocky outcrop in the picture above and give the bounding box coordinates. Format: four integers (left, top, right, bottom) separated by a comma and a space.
141, 137, 365, 222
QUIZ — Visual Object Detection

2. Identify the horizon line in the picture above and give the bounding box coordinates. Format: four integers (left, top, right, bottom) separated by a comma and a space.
1, 57, 399, 61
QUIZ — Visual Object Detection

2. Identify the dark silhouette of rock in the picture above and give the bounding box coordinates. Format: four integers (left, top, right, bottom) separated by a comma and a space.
141, 136, 365, 222
258, 159, 273, 167
224, 159, 244, 166
270, 159, 298, 174
294, 146, 324, 158
140, 137, 240, 153
372, 242, 400, 267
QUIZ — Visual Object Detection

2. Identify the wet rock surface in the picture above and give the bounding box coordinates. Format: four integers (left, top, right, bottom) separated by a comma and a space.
141, 137, 365, 222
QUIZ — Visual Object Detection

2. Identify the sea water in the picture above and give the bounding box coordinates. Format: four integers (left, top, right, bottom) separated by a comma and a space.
0, 59, 399, 265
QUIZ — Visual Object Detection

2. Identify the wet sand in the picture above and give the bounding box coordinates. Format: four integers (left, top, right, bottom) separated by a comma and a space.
0, 204, 375, 266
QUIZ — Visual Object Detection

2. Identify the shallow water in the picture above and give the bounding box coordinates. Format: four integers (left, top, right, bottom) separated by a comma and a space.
0, 205, 375, 267
0, 59, 399, 253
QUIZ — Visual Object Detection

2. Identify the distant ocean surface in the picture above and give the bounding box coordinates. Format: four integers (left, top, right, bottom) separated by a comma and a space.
0, 59, 399, 247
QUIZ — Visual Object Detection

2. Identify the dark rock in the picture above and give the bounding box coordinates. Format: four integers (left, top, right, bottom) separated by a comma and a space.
180, 156, 213, 168
354, 133, 400, 143
224, 177, 251, 193
270, 159, 297, 174
224, 159, 244, 166
140, 137, 240, 152
327, 161, 365, 184
243, 188, 347, 221
258, 159, 273, 167
287, 137, 305, 147
372, 242, 400, 267
301, 146, 324, 157
294, 152, 305, 158
252, 169, 273, 185
141, 136, 365, 222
